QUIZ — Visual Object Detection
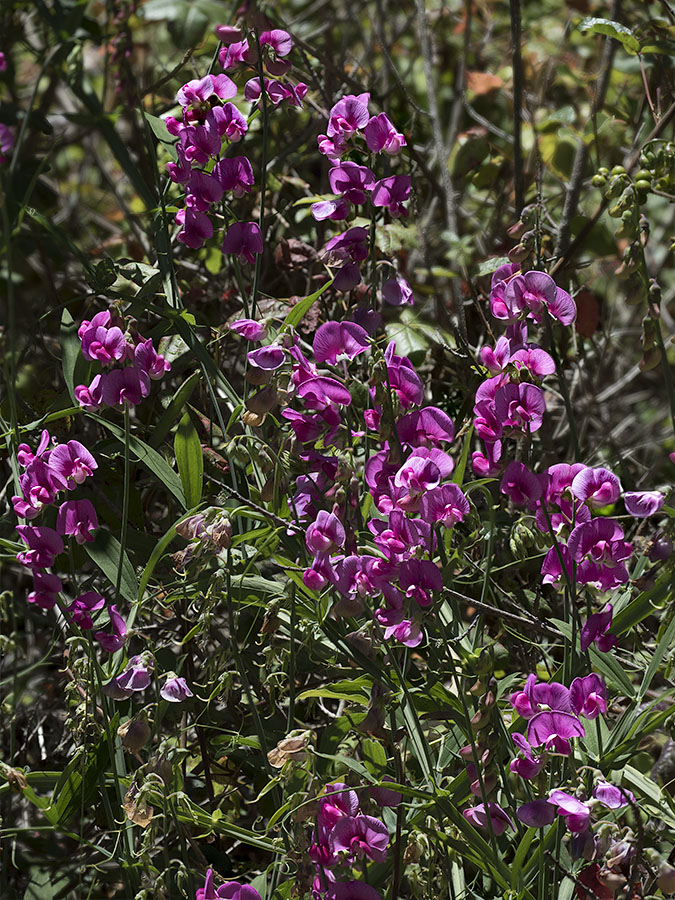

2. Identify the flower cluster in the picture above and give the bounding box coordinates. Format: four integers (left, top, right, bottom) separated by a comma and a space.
313, 93, 411, 301
310, 783, 391, 900
196, 868, 261, 900
103, 651, 193, 703
74, 309, 170, 411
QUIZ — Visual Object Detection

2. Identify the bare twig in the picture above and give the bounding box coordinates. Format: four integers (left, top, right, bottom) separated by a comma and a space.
509, 0, 525, 216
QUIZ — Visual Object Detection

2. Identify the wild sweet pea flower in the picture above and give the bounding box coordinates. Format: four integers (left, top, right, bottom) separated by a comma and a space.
259, 29, 293, 75
176, 208, 213, 249
160, 673, 194, 702
399, 559, 442, 608
230, 318, 266, 341
329, 815, 389, 863
382, 276, 413, 306
306, 510, 346, 554
500, 461, 542, 508
79, 319, 128, 366
510, 674, 572, 719
134, 339, 171, 380
177, 74, 237, 123
185, 171, 223, 212
311, 197, 351, 222
95, 604, 128, 653
100, 367, 151, 408
297, 376, 353, 408
540, 544, 573, 587
103, 653, 153, 698
371, 175, 411, 218
503, 271, 576, 325
369, 511, 430, 559
56, 499, 98, 544
593, 781, 634, 809
382, 616, 423, 648
326, 93, 370, 139
510, 733, 546, 780
324, 227, 369, 272
248, 345, 285, 370
214, 156, 254, 197
624, 490, 665, 517
222, 222, 263, 264
528, 709, 585, 755
211, 103, 248, 141
571, 466, 622, 508
580, 605, 617, 653
17, 429, 51, 467
219, 38, 255, 71
13, 459, 64, 518
326, 883, 382, 900
463, 802, 515, 836
49, 440, 97, 487
568, 518, 632, 591
547, 791, 591, 834
396, 406, 454, 446
68, 591, 106, 630
516, 799, 556, 828
0, 122, 15, 164
27, 570, 62, 610
16, 525, 64, 568
570, 673, 608, 719
313, 321, 370, 365
419, 483, 469, 527
494, 382, 545, 434
328, 162, 375, 205
197, 869, 261, 900
509, 346, 556, 377
364, 113, 406, 155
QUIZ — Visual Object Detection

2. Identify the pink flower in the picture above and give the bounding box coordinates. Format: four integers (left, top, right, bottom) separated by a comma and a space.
382, 276, 413, 306
396, 407, 454, 446
592, 781, 634, 809
510, 733, 546, 780
95, 605, 128, 653
103, 653, 153, 697
504, 271, 576, 325
49, 440, 97, 488
568, 518, 632, 591
624, 490, 665, 518
27, 570, 62, 610
160, 674, 194, 702
219, 39, 255, 71
463, 802, 515, 836
419, 483, 469, 527
197, 869, 261, 900
326, 94, 370, 139
500, 461, 542, 508
364, 113, 406, 155
570, 673, 608, 720
68, 591, 106, 629
311, 197, 351, 222
211, 103, 248, 141
16, 525, 64, 568
580, 605, 617, 653
176, 74, 237, 117
176, 208, 213, 249
494, 382, 545, 434
527, 710, 585, 755
100, 367, 151, 408
214, 156, 254, 197
313, 321, 370, 365
222, 222, 263, 264
547, 791, 591, 833
517, 799, 556, 828
329, 162, 375, 205
56, 499, 98, 544
230, 318, 266, 341
571, 466, 622, 508
260, 29, 293, 76
306, 510, 346, 553
248, 345, 285, 370
328, 814, 389, 862
371, 175, 411, 218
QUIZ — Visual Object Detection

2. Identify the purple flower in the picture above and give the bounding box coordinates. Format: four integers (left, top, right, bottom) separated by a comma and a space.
327, 883, 382, 900
398, 559, 442, 608
296, 376, 353, 408
580, 604, 617, 653
329, 814, 389, 862
177, 74, 237, 115
248, 345, 285, 370
134, 339, 171, 380
17, 429, 51, 468
547, 791, 591, 833
103, 653, 153, 699
568, 518, 632, 591
100, 367, 151, 408
0, 122, 14, 163
569, 673, 608, 719
259, 28, 293, 75
230, 318, 266, 341
397, 407, 455, 447
369, 777, 402, 807
624, 490, 665, 518
517, 799, 556, 828
463, 802, 515, 836
326, 93, 370, 139
95, 604, 128, 653
419, 483, 469, 528
509, 347, 556, 377
592, 781, 634, 809
80, 321, 128, 366
219, 39, 255, 71
371, 175, 411, 218
27, 570, 62, 610
504, 271, 576, 325
176, 208, 213, 249
510, 733, 546, 780
68, 591, 106, 630
160, 674, 194, 703
222, 222, 263, 264
16, 525, 64, 568
329, 162, 375, 205
510, 674, 572, 719
186, 170, 223, 212
56, 499, 98, 544
364, 113, 406, 155
527, 711, 585, 756
313, 321, 370, 365
571, 466, 622, 508
540, 544, 573, 587
213, 156, 254, 197
214, 25, 243, 44
211, 103, 248, 141
494, 382, 545, 434
324, 227, 369, 263
311, 197, 351, 222
306, 511, 346, 553
382, 276, 413, 306
500, 461, 542, 508
74, 375, 104, 411
48, 440, 97, 488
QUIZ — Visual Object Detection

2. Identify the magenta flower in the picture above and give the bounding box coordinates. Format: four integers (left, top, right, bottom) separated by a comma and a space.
510, 733, 546, 780
0, 122, 14, 163
214, 156, 254, 197
214, 25, 243, 44
184, 116, 222, 163
500, 461, 542, 508
419, 483, 470, 528
382, 276, 413, 306
49, 440, 97, 488
324, 227, 369, 263
371, 175, 411, 218
297, 376, 352, 408
329, 162, 375, 205
510, 674, 572, 719
230, 318, 266, 341
364, 113, 406, 155
463, 802, 515, 836
494, 382, 545, 434
219, 39, 255, 71
16, 525, 64, 568
80, 321, 127, 366
624, 490, 665, 517
259, 28, 293, 75
198, 871, 261, 900
222, 222, 263, 264
480, 336, 512, 374
547, 791, 591, 833
27, 570, 62, 610
14, 459, 65, 518
306, 511, 346, 553
327, 883, 382, 900
326, 93, 370, 139
570, 673, 608, 719
568, 518, 632, 591
176, 207, 213, 249
186, 170, 223, 212
593, 781, 634, 809
313, 321, 370, 365
134, 340, 171, 382
74, 375, 104, 411
160, 674, 194, 702
95, 604, 128, 653
103, 653, 153, 698
247, 345, 285, 370
540, 544, 573, 587
56, 499, 98, 544
177, 74, 237, 116
516, 799, 556, 828
398, 559, 442, 608
527, 710, 585, 755
100, 367, 151, 408
397, 406, 455, 446
311, 197, 351, 222
504, 271, 576, 325
17, 429, 51, 468
211, 103, 248, 141
571, 466, 622, 508
68, 591, 106, 630
580, 604, 617, 653
329, 814, 389, 862
509, 347, 556, 377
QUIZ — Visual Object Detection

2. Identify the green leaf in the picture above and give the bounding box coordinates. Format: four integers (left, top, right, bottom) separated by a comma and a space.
149, 371, 201, 448
137, 509, 197, 603
475, 256, 510, 277
91, 414, 186, 508
283, 280, 334, 329
639, 613, 675, 699
174, 412, 203, 508
60, 308, 83, 402
46, 738, 110, 826
85, 529, 139, 603
578, 17, 640, 54
297, 677, 373, 705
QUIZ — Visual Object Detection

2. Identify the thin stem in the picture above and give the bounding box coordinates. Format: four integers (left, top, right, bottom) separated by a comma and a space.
509, 0, 525, 216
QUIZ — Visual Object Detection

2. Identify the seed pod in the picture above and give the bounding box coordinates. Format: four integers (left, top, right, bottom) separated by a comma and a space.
118, 717, 152, 751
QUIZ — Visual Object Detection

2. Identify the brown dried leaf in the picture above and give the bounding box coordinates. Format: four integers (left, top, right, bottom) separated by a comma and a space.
466, 71, 503, 95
